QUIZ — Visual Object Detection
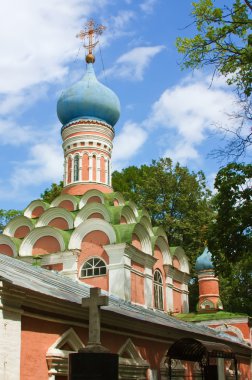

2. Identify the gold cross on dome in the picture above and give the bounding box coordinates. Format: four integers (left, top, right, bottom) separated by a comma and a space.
77, 19, 106, 63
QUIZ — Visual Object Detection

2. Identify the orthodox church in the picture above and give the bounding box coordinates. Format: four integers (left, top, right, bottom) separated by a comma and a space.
0, 21, 251, 380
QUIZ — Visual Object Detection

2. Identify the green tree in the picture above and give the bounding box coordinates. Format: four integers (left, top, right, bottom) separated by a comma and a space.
176, 0, 252, 159
40, 181, 63, 204
0, 209, 22, 233
113, 158, 214, 264
176, 0, 252, 97
208, 162, 252, 314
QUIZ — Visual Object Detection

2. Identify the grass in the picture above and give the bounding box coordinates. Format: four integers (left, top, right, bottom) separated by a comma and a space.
176, 311, 248, 322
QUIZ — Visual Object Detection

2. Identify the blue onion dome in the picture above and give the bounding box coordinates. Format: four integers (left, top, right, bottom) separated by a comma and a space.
195, 247, 214, 272
57, 63, 120, 127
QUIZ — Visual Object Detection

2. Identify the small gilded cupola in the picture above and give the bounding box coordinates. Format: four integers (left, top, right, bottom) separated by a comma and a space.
57, 20, 120, 196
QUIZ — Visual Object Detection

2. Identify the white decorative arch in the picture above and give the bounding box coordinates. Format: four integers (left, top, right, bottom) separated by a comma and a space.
0, 235, 18, 257
74, 203, 110, 227
139, 208, 151, 221
113, 192, 125, 206
51, 194, 79, 210
79, 190, 104, 208
3, 216, 34, 237
153, 226, 168, 243
121, 205, 137, 224
19, 226, 66, 256
46, 328, 84, 378
133, 224, 152, 255
154, 236, 172, 265
35, 207, 74, 229
118, 338, 149, 379
214, 324, 245, 341
24, 200, 49, 218
171, 247, 190, 273
200, 299, 214, 309
126, 201, 138, 217
69, 219, 116, 250
138, 215, 153, 237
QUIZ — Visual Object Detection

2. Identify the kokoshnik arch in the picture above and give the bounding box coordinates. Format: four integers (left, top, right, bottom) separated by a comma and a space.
0, 19, 250, 380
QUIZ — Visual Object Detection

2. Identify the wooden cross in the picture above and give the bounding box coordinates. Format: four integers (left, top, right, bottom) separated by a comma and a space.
82, 287, 109, 346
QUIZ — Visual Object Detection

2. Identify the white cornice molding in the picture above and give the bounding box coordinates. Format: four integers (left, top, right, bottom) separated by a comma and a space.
154, 236, 172, 266
79, 190, 105, 208
0, 235, 18, 257
24, 200, 49, 218
133, 223, 152, 256
171, 247, 190, 274
69, 219, 116, 249
51, 194, 79, 210
36, 207, 74, 229
19, 226, 66, 256
74, 203, 110, 227
121, 205, 136, 223
3, 216, 34, 238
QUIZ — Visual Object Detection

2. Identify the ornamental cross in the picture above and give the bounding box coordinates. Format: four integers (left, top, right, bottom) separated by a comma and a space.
76, 19, 106, 56
82, 287, 109, 346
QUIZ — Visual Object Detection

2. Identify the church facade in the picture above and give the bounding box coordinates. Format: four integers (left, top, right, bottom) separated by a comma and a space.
0, 22, 251, 380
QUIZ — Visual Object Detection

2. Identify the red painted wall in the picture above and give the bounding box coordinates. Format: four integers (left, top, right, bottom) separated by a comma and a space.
100, 156, 105, 183
14, 225, 30, 238
48, 217, 69, 230
82, 154, 89, 181
31, 206, 44, 218
87, 213, 104, 219
0, 244, 13, 256
78, 230, 109, 291
32, 236, 61, 255
86, 196, 102, 204
132, 233, 142, 250
58, 200, 74, 211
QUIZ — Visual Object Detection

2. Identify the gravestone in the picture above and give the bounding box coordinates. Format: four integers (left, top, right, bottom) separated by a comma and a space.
69, 287, 119, 380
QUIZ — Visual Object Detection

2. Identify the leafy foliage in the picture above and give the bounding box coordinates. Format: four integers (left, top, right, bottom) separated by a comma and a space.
208, 162, 252, 314
40, 181, 63, 204
0, 209, 23, 233
113, 158, 213, 264
177, 0, 252, 97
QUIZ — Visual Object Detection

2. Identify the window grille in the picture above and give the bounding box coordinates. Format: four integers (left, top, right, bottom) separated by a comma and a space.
74, 155, 79, 181
154, 270, 164, 310
81, 257, 107, 278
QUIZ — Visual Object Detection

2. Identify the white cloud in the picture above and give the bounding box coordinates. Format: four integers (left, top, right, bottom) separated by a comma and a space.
0, 0, 108, 95
11, 142, 63, 189
140, 0, 158, 14
103, 45, 165, 81
146, 73, 238, 164
0, 120, 39, 145
113, 121, 147, 169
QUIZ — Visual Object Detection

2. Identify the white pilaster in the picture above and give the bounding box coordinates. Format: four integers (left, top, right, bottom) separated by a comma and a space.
97, 156, 101, 182
144, 267, 153, 308
0, 283, 23, 380
105, 159, 108, 186
181, 283, 189, 313
105, 244, 131, 301
88, 155, 92, 181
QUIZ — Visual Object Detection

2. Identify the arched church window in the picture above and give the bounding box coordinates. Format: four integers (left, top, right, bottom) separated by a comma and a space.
154, 270, 164, 310
74, 155, 79, 181
80, 257, 107, 278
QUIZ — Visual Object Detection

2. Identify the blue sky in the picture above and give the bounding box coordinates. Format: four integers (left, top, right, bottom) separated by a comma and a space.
0, 0, 250, 210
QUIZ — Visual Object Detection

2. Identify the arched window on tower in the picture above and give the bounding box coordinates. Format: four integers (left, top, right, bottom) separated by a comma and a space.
73, 155, 79, 181
154, 270, 164, 310
80, 257, 107, 278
